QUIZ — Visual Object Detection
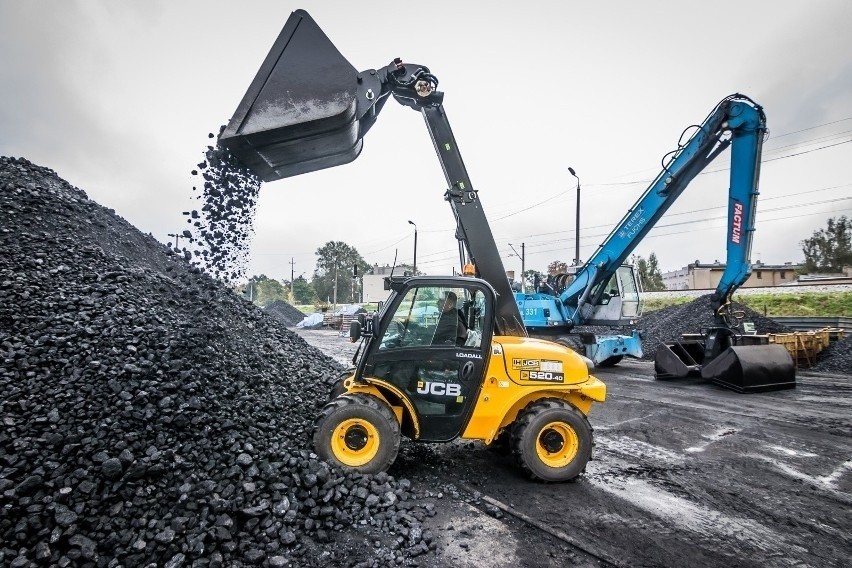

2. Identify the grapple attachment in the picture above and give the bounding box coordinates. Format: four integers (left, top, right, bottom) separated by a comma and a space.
218, 10, 364, 182
701, 344, 795, 393
654, 334, 796, 393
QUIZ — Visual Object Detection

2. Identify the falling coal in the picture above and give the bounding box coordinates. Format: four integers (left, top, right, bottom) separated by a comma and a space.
183, 128, 262, 283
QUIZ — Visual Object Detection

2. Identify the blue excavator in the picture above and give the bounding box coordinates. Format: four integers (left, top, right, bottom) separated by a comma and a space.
519, 93, 795, 391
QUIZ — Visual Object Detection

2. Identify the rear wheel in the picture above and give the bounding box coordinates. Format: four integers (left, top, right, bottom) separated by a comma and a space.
596, 355, 623, 368
313, 394, 400, 474
511, 399, 593, 482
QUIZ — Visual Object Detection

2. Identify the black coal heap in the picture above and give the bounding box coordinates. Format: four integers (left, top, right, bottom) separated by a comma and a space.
0, 157, 433, 567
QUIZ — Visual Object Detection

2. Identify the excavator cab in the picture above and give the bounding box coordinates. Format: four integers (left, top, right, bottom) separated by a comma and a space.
585, 265, 643, 324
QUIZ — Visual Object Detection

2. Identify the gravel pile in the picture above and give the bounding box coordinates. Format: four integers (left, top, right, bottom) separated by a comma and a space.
184, 131, 262, 283
638, 294, 790, 360
0, 157, 435, 567
264, 301, 308, 328
812, 335, 852, 373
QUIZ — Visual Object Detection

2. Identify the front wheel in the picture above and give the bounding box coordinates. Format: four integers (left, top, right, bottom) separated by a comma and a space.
313, 394, 401, 474
511, 399, 593, 482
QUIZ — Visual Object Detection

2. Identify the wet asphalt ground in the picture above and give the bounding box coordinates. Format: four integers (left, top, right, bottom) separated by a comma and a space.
296, 328, 852, 568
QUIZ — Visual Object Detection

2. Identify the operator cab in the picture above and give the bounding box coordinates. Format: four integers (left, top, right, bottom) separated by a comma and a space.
353, 277, 494, 441
586, 265, 644, 325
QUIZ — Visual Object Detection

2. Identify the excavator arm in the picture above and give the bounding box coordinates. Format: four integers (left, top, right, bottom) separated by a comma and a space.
561, 94, 766, 326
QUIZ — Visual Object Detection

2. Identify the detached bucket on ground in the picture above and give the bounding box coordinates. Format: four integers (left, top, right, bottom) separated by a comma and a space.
655, 333, 796, 393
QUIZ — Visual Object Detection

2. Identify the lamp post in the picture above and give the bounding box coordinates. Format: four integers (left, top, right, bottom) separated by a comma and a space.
569, 167, 581, 266
508, 242, 525, 293
408, 220, 418, 275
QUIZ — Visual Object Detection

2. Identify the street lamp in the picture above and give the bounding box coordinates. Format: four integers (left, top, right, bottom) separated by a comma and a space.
508, 242, 525, 293
408, 220, 418, 275
569, 167, 581, 266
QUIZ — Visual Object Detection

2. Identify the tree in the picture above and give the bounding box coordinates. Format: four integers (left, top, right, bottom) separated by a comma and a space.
522, 269, 545, 292
313, 241, 371, 304
547, 260, 569, 276
635, 252, 665, 291
241, 274, 289, 306
801, 216, 852, 273
291, 275, 317, 304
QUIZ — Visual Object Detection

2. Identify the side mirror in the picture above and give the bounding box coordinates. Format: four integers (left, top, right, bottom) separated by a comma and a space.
349, 320, 361, 343
366, 312, 381, 338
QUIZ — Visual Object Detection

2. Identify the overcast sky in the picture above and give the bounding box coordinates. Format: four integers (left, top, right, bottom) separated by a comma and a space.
2, 1, 851, 284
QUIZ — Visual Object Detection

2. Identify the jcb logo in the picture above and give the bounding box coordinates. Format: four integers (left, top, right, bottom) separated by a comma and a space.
417, 381, 462, 397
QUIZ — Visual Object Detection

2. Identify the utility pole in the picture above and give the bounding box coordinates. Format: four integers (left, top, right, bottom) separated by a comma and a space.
508, 243, 526, 293
289, 257, 295, 302
167, 233, 182, 250
569, 167, 581, 265
332, 264, 338, 313
408, 220, 418, 275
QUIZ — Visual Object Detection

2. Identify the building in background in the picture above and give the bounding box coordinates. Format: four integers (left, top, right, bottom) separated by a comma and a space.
662, 261, 802, 290
362, 263, 414, 303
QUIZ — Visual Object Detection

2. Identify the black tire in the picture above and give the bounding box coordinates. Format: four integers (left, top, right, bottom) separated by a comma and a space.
510, 399, 593, 482
313, 394, 401, 474
327, 369, 354, 401
555, 337, 584, 356
487, 426, 513, 455
596, 355, 623, 368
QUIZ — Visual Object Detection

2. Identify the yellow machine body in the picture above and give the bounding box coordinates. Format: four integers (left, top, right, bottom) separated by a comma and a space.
341, 335, 605, 445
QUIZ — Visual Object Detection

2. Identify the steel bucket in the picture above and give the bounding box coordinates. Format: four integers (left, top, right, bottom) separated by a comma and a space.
701, 344, 796, 393
218, 10, 365, 181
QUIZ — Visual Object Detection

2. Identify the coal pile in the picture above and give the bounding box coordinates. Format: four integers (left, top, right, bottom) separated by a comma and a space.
264, 301, 308, 328
0, 157, 435, 567
638, 295, 790, 360
184, 131, 262, 283
813, 335, 852, 374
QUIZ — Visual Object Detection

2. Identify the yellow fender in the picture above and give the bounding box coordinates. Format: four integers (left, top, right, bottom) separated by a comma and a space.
342, 377, 421, 439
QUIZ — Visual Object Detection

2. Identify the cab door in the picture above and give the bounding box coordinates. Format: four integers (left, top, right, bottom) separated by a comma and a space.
364, 280, 494, 442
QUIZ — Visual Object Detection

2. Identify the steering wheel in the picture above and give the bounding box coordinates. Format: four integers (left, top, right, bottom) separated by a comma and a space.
381, 320, 406, 348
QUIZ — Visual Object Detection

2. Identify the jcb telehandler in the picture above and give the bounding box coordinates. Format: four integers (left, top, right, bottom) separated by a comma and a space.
218, 9, 605, 481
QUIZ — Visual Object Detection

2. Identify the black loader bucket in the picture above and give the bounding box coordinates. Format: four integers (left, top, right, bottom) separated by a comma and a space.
218, 10, 365, 182
654, 339, 705, 379
701, 344, 796, 393
655, 335, 796, 393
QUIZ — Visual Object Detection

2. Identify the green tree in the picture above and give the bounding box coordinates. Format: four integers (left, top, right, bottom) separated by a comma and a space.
801, 216, 852, 273
291, 275, 317, 304
635, 253, 665, 291
241, 274, 289, 306
313, 241, 371, 304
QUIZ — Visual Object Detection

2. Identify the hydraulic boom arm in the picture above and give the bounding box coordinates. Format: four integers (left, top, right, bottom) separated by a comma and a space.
218, 10, 525, 336
561, 94, 766, 326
